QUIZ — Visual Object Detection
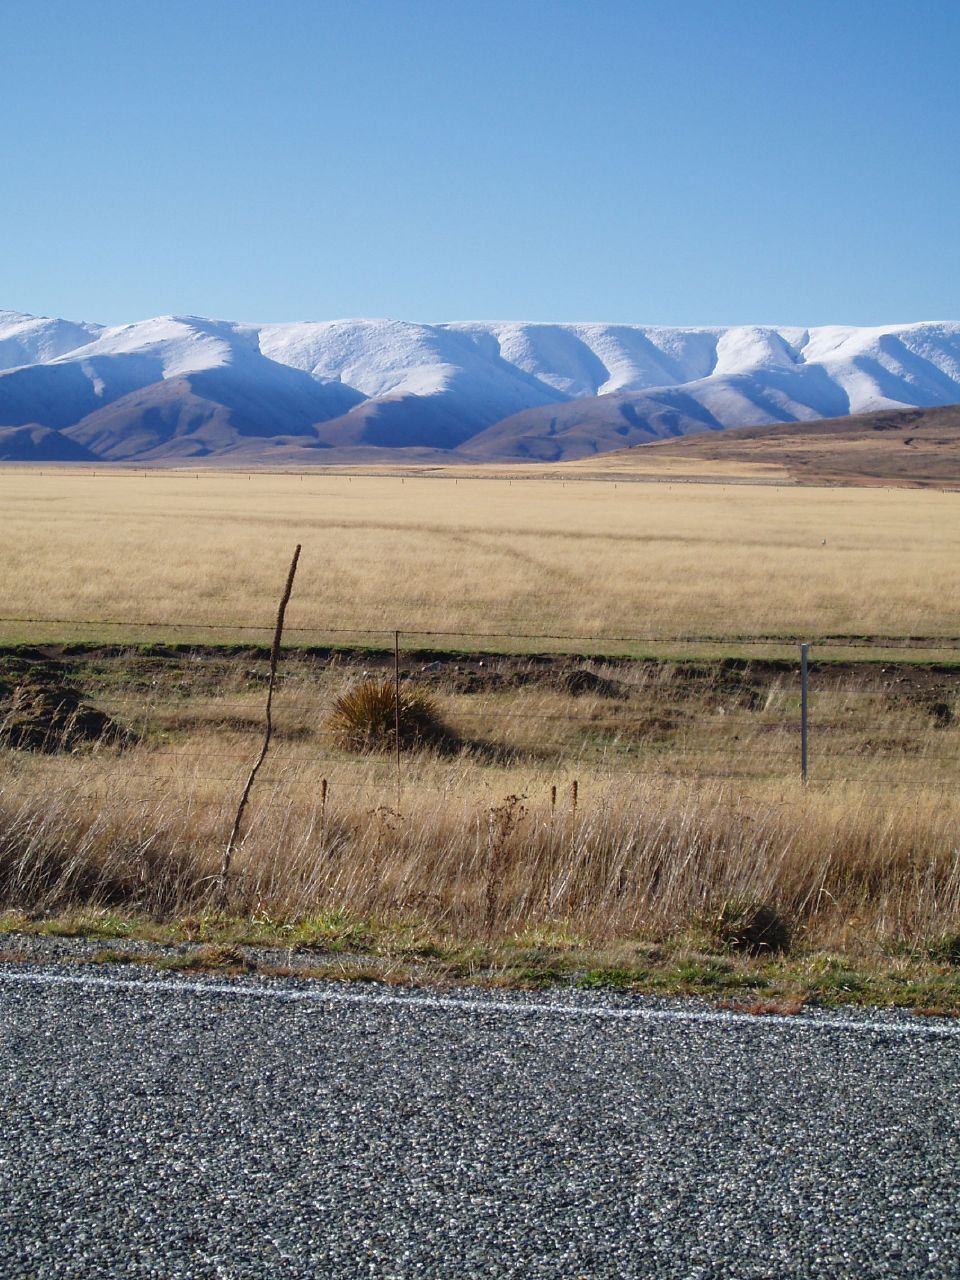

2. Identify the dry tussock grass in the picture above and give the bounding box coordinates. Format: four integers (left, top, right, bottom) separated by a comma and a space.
1, 470, 959, 643
1, 748, 957, 954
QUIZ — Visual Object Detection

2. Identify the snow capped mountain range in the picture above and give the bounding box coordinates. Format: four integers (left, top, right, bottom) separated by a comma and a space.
1, 309, 959, 462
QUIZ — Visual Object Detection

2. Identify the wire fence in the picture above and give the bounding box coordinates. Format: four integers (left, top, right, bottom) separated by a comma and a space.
3, 613, 960, 651
1, 614, 958, 818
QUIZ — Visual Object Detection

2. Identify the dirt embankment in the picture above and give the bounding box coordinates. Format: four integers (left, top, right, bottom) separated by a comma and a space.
1, 643, 957, 736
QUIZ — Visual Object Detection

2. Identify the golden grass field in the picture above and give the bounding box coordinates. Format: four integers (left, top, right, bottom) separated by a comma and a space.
1, 467, 959, 648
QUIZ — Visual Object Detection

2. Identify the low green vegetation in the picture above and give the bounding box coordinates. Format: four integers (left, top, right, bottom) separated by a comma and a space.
2, 908, 958, 1015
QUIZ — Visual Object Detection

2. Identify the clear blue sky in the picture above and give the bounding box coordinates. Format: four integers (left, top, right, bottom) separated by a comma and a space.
4, 0, 958, 327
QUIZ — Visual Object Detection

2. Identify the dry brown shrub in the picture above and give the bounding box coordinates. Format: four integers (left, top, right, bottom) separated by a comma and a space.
326, 680, 452, 753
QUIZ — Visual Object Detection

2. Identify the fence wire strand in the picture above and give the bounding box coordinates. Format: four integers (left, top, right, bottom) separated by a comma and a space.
2, 614, 960, 652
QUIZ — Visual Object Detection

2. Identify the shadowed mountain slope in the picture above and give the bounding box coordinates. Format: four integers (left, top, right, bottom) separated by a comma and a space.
0, 425, 95, 462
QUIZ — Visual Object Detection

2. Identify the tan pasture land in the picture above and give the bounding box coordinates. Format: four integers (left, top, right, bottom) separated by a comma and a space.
1, 467, 959, 647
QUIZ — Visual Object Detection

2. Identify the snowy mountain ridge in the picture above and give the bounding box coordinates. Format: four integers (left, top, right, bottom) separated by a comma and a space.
1, 309, 959, 462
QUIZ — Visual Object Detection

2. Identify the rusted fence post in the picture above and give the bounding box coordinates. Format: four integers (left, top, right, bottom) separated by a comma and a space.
394, 629, 402, 811
800, 642, 809, 784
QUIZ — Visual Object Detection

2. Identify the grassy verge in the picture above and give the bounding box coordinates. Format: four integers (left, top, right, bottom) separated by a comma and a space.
2, 908, 958, 1015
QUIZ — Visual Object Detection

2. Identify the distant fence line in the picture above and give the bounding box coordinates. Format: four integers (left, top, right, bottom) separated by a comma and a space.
1, 614, 959, 653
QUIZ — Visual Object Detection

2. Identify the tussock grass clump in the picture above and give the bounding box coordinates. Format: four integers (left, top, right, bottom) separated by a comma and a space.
929, 932, 960, 965
711, 899, 792, 955
327, 679, 451, 753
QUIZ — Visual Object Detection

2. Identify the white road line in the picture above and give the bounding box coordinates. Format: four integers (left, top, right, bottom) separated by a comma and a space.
1, 965, 959, 1039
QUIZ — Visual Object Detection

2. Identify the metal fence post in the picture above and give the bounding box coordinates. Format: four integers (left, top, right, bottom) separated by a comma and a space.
394, 629, 402, 811
800, 642, 809, 784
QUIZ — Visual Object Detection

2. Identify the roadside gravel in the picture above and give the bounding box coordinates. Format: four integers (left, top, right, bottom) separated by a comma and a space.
1, 961, 958, 1279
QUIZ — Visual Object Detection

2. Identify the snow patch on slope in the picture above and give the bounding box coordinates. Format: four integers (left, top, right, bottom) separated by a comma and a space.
0, 310, 102, 372
260, 319, 565, 423
259, 319, 450, 398
56, 315, 259, 380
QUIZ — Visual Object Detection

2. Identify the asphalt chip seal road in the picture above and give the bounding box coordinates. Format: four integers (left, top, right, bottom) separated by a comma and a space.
1, 962, 958, 1278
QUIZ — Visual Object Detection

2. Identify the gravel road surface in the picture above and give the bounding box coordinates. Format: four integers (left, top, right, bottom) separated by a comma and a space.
1, 962, 958, 1279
